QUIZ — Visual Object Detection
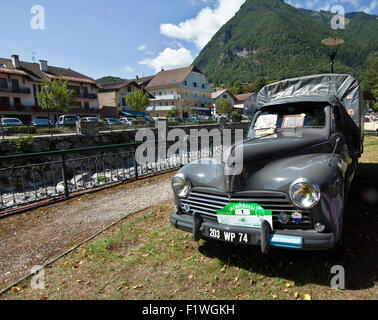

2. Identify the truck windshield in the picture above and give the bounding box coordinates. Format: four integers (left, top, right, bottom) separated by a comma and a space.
251, 103, 326, 136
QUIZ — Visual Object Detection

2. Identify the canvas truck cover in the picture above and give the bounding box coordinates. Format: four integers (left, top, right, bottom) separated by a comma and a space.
257, 74, 363, 130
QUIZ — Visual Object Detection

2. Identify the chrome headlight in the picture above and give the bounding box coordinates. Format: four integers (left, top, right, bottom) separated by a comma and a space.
172, 174, 191, 198
289, 178, 320, 209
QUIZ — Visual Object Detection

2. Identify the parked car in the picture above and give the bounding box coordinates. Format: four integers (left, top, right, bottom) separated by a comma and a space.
142, 117, 155, 125
57, 115, 80, 126
364, 115, 378, 131
168, 117, 183, 123
32, 118, 52, 127
120, 117, 135, 126
103, 118, 122, 126
1, 118, 24, 127
170, 74, 364, 255
80, 117, 100, 123
188, 116, 199, 122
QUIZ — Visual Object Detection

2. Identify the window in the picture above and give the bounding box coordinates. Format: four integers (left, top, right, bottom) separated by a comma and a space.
184, 80, 188, 86
158, 91, 162, 96
202, 84, 205, 89
252, 103, 326, 134
0, 78, 7, 88
193, 82, 197, 88
170, 90, 174, 95
12, 79, 19, 92
223, 94, 227, 99
202, 94, 206, 99
68, 85, 80, 96
33, 85, 38, 106
164, 91, 167, 95
14, 97, 21, 105
0, 96, 10, 105
84, 102, 89, 108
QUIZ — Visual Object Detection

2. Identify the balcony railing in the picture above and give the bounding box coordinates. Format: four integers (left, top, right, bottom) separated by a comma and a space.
151, 94, 177, 101
70, 107, 99, 115
76, 93, 98, 99
0, 87, 31, 94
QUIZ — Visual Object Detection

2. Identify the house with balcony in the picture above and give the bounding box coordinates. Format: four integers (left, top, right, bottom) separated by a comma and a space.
145, 66, 214, 118
97, 80, 153, 118
0, 54, 100, 124
212, 89, 238, 115
234, 92, 257, 117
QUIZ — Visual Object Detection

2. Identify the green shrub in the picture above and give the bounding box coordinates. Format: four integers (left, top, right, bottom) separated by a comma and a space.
6, 126, 37, 135
231, 111, 242, 122
36, 128, 64, 135
10, 135, 36, 154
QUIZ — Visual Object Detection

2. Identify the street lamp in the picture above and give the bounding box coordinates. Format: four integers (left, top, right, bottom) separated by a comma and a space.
321, 38, 344, 74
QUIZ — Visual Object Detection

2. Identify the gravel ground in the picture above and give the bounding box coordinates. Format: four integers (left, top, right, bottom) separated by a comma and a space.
0, 171, 176, 288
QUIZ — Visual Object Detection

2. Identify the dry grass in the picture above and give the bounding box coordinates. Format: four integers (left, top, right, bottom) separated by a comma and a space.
1, 136, 377, 300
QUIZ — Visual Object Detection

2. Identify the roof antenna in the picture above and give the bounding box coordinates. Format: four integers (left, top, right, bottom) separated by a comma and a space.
31, 50, 37, 63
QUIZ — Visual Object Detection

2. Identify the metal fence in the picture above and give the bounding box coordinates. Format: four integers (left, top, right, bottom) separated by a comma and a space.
0, 139, 220, 213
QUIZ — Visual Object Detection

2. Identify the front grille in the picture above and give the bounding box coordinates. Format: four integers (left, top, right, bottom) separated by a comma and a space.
181, 190, 313, 230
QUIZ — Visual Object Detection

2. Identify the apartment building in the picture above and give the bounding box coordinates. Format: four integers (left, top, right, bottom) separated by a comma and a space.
212, 89, 238, 113
97, 80, 152, 118
234, 92, 257, 116
0, 54, 99, 124
145, 66, 214, 118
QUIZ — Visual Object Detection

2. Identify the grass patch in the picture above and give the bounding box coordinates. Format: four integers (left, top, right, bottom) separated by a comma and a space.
1, 136, 377, 300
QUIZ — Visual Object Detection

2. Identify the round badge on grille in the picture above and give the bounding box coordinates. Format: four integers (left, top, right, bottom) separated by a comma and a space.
292, 212, 303, 224
278, 212, 290, 224
183, 204, 191, 212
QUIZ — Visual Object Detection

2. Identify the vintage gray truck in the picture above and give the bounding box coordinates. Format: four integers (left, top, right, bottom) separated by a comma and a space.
170, 74, 364, 255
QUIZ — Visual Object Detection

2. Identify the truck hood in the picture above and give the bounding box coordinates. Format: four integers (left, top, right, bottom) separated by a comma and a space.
180, 131, 331, 193
223, 131, 329, 167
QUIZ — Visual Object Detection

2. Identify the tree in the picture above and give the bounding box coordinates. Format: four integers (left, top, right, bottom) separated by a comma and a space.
166, 106, 179, 118
124, 89, 150, 112
182, 103, 192, 117
215, 98, 233, 115
361, 58, 378, 93
248, 77, 268, 93
361, 58, 378, 112
38, 79, 76, 113
371, 87, 378, 112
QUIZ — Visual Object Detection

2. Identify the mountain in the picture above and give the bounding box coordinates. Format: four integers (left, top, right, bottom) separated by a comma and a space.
193, 0, 378, 86
96, 76, 125, 83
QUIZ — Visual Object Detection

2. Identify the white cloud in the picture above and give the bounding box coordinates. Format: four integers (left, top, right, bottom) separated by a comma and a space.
160, 0, 246, 49
359, 0, 377, 13
340, 0, 361, 8
138, 44, 147, 51
138, 47, 194, 72
124, 66, 134, 73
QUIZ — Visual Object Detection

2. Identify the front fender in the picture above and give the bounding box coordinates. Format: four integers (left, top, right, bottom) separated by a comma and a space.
240, 153, 346, 237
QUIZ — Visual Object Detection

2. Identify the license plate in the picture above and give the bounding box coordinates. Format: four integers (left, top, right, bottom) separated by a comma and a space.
269, 234, 303, 249
207, 227, 250, 244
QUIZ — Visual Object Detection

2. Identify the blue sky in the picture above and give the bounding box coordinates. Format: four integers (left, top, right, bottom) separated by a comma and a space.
0, 0, 377, 80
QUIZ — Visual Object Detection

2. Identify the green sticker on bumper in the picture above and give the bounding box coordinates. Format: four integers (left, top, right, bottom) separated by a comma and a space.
216, 203, 273, 229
